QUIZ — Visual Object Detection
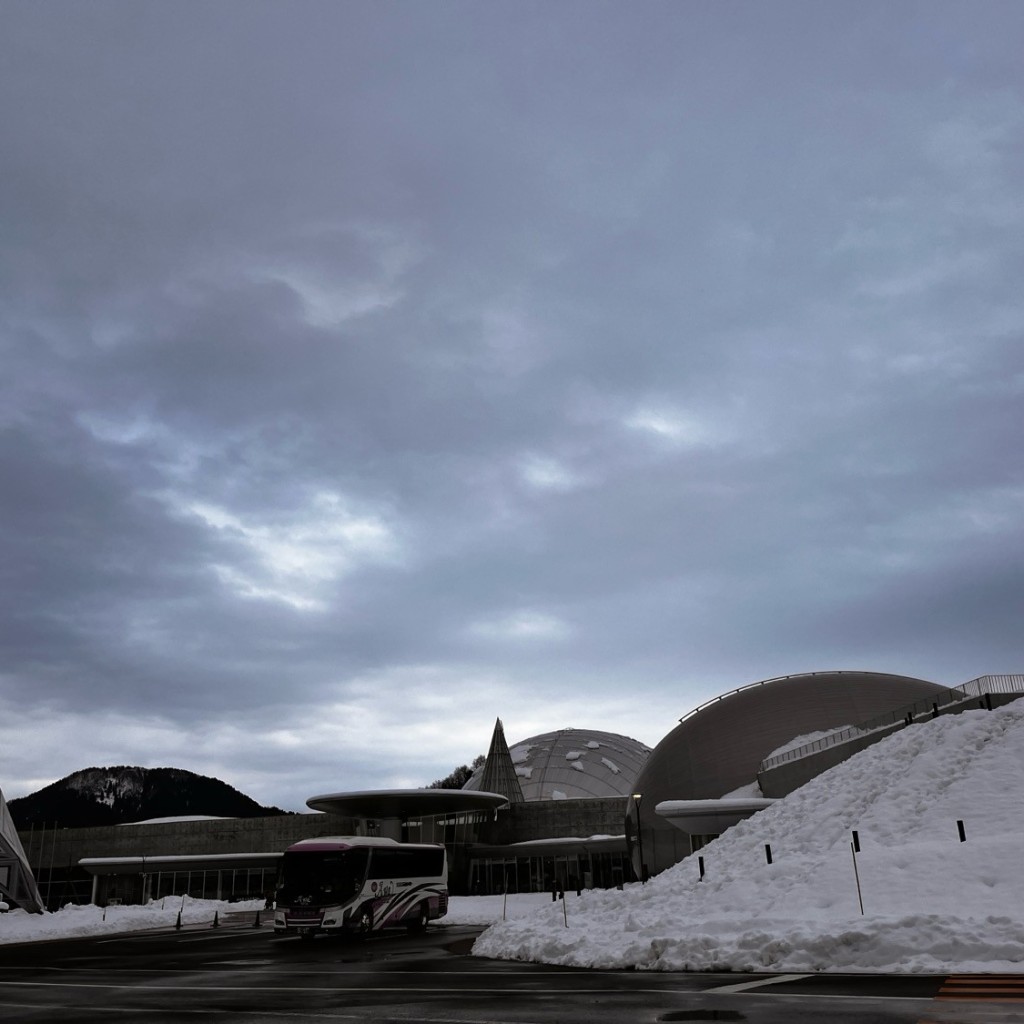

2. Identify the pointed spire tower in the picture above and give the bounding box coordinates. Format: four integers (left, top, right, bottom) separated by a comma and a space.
478, 718, 525, 804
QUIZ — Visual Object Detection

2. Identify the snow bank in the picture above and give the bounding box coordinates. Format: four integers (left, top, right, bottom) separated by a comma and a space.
474, 702, 1024, 973
0, 896, 265, 945
0, 893, 548, 944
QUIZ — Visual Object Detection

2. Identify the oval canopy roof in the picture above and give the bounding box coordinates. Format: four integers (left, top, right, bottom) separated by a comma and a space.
306, 788, 508, 818
654, 797, 776, 835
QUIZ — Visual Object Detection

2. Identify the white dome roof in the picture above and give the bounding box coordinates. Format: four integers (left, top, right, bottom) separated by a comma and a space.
465, 728, 651, 801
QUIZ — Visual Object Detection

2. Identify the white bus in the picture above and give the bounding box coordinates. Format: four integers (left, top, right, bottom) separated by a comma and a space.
273, 836, 448, 939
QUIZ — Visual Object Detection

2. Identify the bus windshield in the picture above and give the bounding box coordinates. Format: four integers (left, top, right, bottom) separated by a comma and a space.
276, 849, 369, 905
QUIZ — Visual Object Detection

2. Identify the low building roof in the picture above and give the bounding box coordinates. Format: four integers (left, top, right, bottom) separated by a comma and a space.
80, 852, 283, 875
470, 835, 628, 858
305, 788, 508, 818
655, 797, 775, 835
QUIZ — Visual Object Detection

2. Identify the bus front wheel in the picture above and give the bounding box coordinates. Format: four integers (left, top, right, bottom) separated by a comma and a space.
407, 902, 429, 934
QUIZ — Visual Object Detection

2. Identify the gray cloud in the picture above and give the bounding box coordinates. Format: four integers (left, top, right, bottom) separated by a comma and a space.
2, 1, 1022, 810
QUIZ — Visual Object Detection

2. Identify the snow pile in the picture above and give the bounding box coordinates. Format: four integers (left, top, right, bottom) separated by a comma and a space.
474, 702, 1024, 973
0, 896, 265, 945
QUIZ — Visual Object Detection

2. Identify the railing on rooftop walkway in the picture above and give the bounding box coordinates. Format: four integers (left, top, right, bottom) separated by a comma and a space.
757, 674, 1024, 773
957, 674, 1024, 696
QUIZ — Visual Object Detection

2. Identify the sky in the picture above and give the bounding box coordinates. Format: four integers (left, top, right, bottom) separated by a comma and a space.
2, 1, 1022, 812
6, 702, 1024, 977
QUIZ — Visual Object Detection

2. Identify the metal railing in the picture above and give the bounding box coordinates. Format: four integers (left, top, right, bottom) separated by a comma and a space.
957, 674, 1024, 696
757, 675, 1024, 773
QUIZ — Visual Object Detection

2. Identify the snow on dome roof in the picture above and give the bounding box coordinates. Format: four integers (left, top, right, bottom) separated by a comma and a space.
464, 729, 651, 801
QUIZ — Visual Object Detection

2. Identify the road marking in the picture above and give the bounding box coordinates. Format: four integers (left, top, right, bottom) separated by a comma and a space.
937, 975, 1024, 1003
0, 980, 749, 996
0, 965, 654, 977
0, 1004, 541, 1023
210, 959, 278, 965
710, 973, 813, 993
0, 1002, 171, 1016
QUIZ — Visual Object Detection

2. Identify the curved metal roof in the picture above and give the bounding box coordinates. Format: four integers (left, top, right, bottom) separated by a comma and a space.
305, 788, 508, 818
464, 729, 651, 801
633, 669, 944, 874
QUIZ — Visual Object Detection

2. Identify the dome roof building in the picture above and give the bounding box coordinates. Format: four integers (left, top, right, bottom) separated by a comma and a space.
631, 670, 945, 877
465, 728, 651, 802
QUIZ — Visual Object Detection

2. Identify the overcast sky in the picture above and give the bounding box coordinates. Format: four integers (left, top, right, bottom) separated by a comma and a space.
2, 1, 1022, 812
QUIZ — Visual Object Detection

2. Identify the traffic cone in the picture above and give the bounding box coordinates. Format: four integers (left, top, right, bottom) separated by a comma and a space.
175, 910, 182, 930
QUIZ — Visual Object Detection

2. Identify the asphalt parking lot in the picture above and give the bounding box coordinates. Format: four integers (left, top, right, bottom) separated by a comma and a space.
1, 914, 1021, 1024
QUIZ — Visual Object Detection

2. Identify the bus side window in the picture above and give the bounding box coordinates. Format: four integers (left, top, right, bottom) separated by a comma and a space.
367, 847, 443, 879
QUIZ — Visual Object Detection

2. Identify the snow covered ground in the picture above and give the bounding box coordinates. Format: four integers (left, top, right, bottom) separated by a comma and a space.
474, 701, 1024, 973
0, 896, 268, 945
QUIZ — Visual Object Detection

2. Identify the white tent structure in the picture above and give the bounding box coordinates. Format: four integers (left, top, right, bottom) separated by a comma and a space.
1, 785, 44, 913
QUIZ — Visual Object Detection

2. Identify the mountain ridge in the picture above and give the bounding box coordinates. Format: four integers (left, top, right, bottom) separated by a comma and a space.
8, 766, 290, 828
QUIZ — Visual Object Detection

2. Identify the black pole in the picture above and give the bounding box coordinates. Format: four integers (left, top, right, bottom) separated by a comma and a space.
46, 821, 58, 911
764, 843, 773, 865
957, 820, 966, 843
851, 830, 860, 853
698, 855, 705, 880
850, 841, 864, 915
632, 795, 646, 884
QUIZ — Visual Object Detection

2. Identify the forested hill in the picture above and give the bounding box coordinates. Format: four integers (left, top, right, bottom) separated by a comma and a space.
8, 766, 290, 828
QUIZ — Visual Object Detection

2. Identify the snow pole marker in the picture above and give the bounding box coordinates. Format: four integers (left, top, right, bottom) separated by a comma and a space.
698, 855, 705, 881
957, 820, 967, 843
764, 843, 773, 865
850, 841, 864, 915
175, 910, 182, 930
211, 911, 219, 928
